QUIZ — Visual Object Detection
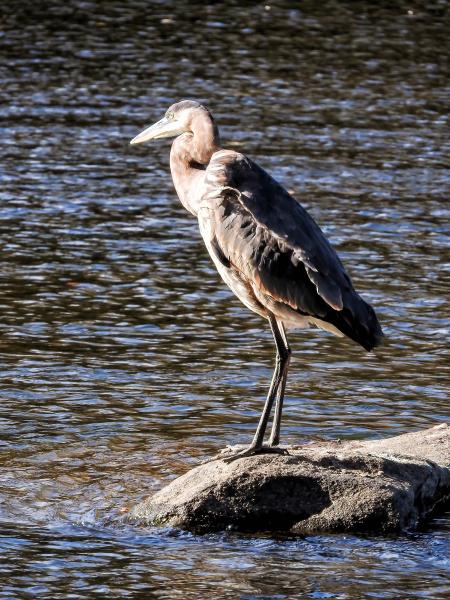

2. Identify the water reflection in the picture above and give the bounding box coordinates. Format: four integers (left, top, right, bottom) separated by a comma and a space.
0, 0, 449, 598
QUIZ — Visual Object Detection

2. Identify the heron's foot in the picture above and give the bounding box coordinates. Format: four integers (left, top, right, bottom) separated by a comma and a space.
220, 443, 288, 463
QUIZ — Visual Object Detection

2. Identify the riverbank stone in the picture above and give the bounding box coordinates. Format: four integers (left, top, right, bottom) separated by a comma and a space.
129, 424, 450, 534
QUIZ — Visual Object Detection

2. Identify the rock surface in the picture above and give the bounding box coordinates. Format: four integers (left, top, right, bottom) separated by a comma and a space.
129, 424, 450, 534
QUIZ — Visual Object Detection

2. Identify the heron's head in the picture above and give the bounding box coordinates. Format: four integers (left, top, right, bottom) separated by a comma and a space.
130, 100, 211, 145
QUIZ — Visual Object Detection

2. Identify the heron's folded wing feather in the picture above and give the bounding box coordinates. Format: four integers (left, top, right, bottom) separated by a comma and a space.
203, 151, 353, 315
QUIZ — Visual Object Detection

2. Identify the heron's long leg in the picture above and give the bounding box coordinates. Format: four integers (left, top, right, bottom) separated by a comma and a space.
248, 315, 288, 450
221, 315, 289, 463
268, 321, 291, 447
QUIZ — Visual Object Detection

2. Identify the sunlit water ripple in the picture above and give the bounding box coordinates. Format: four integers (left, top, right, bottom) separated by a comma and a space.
0, 1, 449, 598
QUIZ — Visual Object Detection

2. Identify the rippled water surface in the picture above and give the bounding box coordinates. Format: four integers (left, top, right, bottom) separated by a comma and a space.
1, 1, 449, 598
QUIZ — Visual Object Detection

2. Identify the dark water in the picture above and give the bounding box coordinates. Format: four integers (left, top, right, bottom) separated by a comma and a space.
1, 1, 449, 597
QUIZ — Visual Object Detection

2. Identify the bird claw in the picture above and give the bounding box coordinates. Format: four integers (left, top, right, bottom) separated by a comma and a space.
219, 444, 288, 463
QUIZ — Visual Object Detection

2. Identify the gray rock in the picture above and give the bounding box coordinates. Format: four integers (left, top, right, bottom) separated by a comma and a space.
129, 424, 450, 534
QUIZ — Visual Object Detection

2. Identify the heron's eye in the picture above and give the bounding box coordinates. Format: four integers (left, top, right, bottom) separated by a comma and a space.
166, 111, 175, 119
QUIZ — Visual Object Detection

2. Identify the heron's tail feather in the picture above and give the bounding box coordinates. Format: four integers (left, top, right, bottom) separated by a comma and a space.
328, 296, 384, 352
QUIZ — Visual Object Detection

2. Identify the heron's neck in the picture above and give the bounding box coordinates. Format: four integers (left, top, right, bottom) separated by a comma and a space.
170, 114, 220, 216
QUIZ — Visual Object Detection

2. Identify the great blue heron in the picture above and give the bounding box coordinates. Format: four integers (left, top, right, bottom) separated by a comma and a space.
130, 100, 383, 460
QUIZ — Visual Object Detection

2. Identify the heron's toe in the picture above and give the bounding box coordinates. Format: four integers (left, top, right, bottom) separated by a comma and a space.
221, 444, 287, 463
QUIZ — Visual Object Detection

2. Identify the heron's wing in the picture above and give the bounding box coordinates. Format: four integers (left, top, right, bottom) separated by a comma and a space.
199, 150, 383, 349
202, 150, 351, 312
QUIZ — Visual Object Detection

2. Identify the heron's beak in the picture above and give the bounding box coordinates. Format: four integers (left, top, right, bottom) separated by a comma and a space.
130, 117, 185, 145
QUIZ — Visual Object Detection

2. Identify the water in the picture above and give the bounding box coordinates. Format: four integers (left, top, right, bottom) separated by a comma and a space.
0, 1, 449, 597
